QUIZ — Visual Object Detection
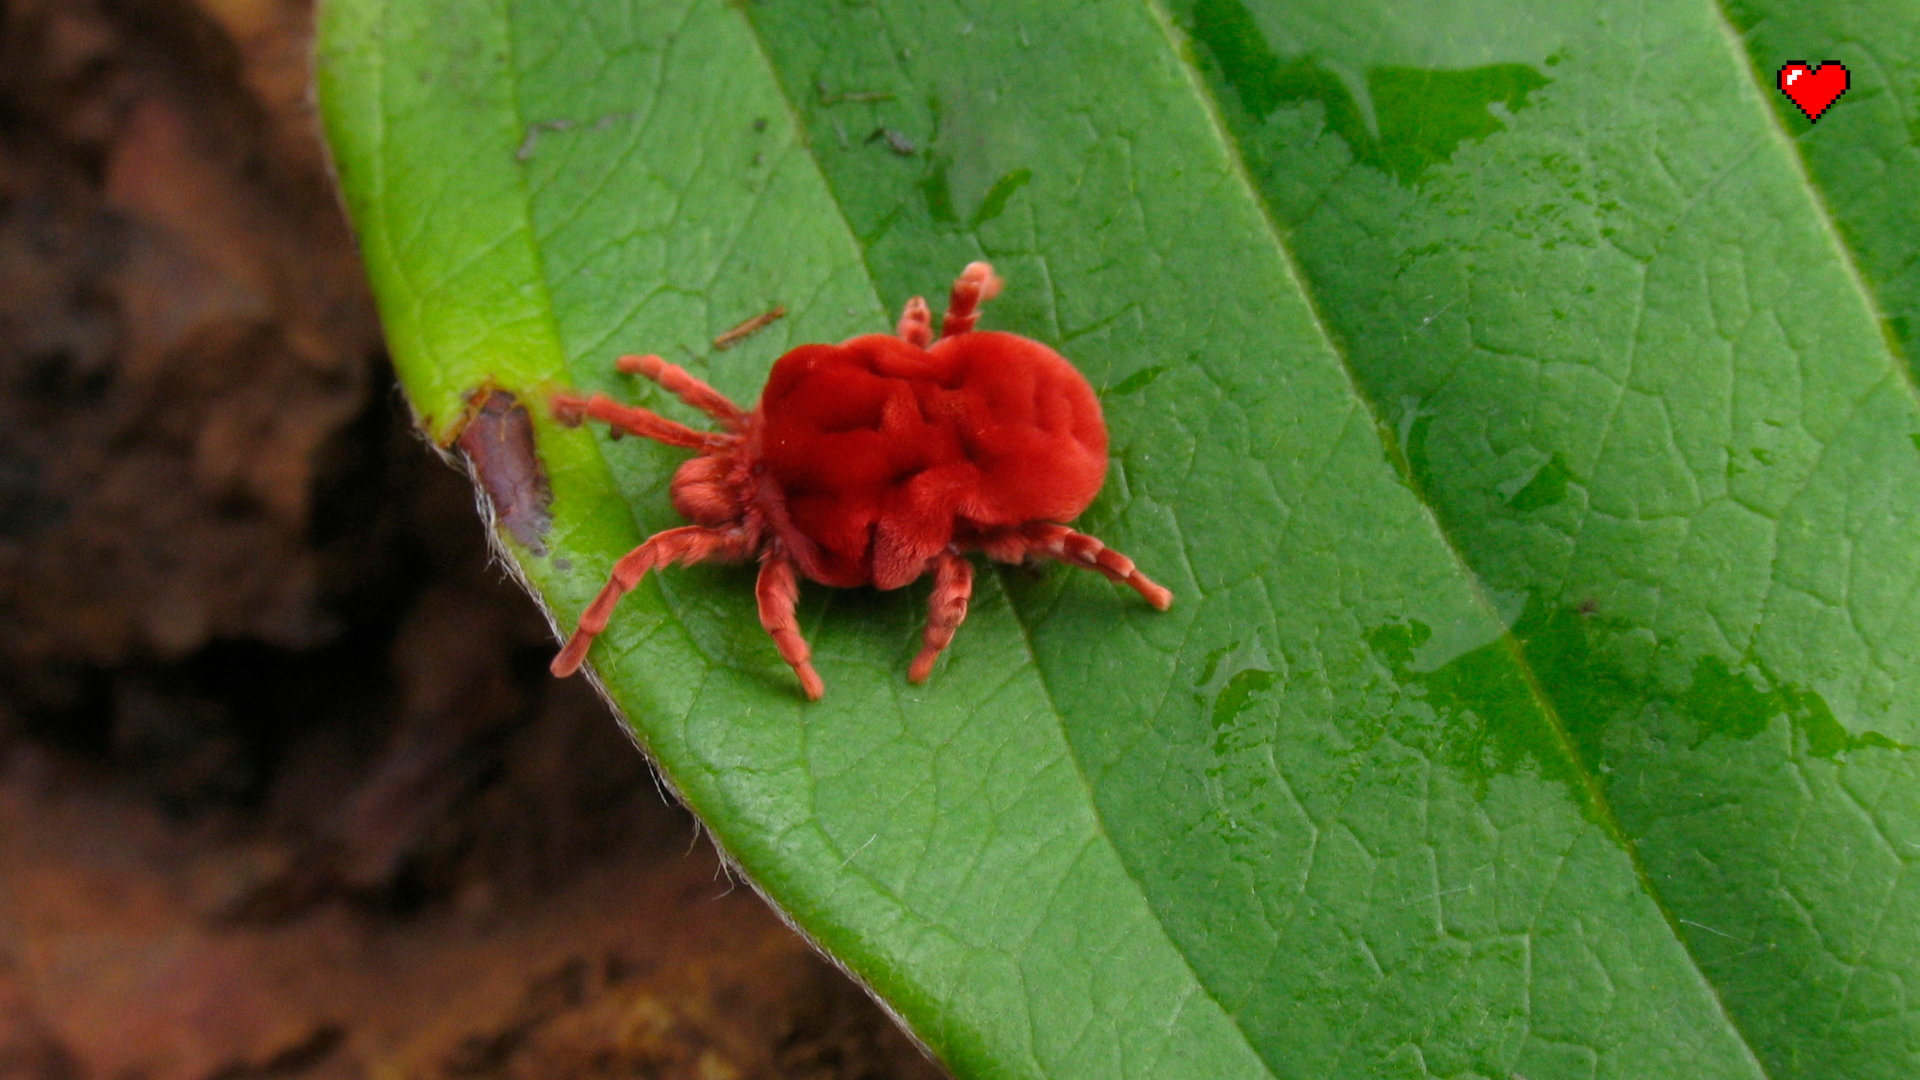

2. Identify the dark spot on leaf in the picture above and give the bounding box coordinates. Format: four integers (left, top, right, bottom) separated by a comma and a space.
970, 168, 1032, 228
1673, 655, 1780, 745
1506, 452, 1573, 511
456, 388, 553, 555
1189, 0, 1287, 116
868, 126, 917, 156
1187, 1, 1549, 186
1886, 314, 1911, 355
1368, 65, 1549, 184
1211, 668, 1276, 732
920, 158, 957, 223
1194, 641, 1241, 689
1676, 654, 1907, 757
1107, 365, 1169, 396
1364, 617, 1580, 801
1513, 599, 1913, 770
1718, 0, 1764, 34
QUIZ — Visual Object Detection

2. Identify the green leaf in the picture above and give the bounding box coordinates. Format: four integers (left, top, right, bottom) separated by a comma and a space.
316, 1, 1920, 1078
1176, 0, 1920, 1076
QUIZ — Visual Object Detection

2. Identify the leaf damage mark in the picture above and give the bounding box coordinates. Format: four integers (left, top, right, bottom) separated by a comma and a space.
515, 111, 637, 162
455, 387, 554, 555
816, 80, 894, 106
866, 126, 917, 156
713, 304, 786, 349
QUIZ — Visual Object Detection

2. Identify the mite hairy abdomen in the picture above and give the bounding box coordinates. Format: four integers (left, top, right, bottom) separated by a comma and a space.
758, 331, 1107, 590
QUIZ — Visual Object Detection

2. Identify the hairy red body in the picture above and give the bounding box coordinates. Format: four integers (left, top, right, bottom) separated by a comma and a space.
549, 263, 1171, 699
760, 331, 1107, 590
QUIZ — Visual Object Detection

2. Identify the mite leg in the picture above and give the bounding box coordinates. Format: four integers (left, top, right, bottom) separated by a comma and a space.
552, 393, 725, 450
616, 354, 749, 429
756, 553, 825, 700
909, 549, 974, 684
552, 526, 745, 677
897, 296, 933, 348
981, 523, 1173, 611
940, 261, 1004, 338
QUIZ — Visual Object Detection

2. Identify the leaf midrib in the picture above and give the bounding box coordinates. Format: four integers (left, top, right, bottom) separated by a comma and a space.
468, 2, 1274, 1077
726, 5, 1286, 1076
1123, 2, 1769, 1074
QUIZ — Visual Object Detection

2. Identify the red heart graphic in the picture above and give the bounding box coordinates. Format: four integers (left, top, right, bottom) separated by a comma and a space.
1778, 62, 1850, 122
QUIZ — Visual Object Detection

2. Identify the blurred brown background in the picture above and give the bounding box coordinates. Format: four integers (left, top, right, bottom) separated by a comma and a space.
0, 1, 944, 1077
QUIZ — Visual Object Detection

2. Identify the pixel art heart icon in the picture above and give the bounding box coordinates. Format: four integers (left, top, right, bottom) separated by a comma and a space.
1778, 62, 1850, 121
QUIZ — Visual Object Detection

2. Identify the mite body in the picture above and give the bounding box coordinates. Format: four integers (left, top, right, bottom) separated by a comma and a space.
550, 262, 1171, 699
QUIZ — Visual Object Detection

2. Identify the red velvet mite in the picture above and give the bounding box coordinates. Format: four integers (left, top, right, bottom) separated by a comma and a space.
548, 262, 1172, 699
